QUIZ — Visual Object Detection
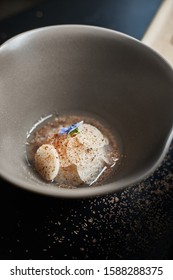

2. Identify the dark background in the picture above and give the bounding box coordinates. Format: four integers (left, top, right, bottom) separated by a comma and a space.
0, 0, 163, 44
1, 0, 173, 260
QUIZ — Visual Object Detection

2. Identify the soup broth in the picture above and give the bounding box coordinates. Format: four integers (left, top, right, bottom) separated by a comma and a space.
26, 114, 120, 188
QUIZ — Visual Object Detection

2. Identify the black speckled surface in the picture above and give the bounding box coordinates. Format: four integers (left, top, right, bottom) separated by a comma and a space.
0, 142, 172, 260
1, 0, 172, 260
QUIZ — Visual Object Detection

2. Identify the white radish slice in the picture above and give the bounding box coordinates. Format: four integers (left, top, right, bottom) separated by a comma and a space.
35, 144, 60, 181
77, 124, 106, 149
77, 158, 105, 185
67, 138, 87, 165
99, 146, 115, 165
55, 164, 83, 187
53, 136, 71, 167
67, 137, 104, 167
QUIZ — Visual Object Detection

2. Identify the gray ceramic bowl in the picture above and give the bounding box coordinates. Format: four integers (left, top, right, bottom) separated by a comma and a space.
0, 25, 173, 198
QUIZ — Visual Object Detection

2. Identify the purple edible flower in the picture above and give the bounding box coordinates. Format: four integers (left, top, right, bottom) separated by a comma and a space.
59, 121, 83, 136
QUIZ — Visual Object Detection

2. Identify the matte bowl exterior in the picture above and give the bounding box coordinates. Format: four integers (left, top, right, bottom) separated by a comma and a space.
0, 25, 173, 198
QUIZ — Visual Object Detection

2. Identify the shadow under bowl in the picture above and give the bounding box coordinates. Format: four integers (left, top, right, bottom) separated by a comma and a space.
0, 25, 173, 198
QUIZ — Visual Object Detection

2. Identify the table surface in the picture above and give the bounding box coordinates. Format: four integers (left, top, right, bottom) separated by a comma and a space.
143, 0, 173, 66
1, 0, 173, 260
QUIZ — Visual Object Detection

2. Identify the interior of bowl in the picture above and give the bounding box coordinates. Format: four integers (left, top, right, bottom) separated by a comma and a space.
0, 25, 173, 197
